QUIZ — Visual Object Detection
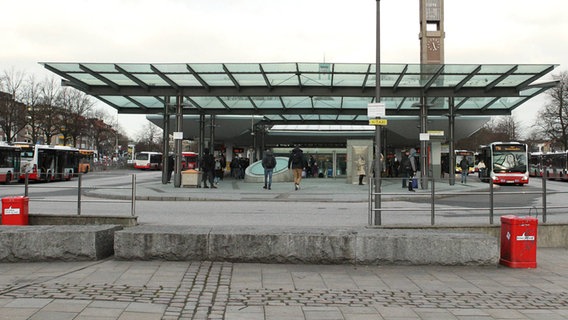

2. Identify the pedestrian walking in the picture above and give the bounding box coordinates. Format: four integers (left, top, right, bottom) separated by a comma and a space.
309, 155, 318, 177
477, 160, 486, 178
288, 145, 306, 190
199, 148, 216, 188
230, 156, 241, 179
460, 157, 469, 184
261, 149, 277, 190
166, 154, 174, 183
401, 149, 417, 192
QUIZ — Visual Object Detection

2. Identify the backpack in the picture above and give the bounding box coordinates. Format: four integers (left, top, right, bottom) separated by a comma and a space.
401, 157, 411, 171
292, 151, 303, 165
267, 156, 276, 168
460, 159, 468, 171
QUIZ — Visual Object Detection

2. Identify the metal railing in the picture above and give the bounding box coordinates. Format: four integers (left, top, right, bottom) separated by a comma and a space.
368, 175, 562, 226
9, 172, 137, 217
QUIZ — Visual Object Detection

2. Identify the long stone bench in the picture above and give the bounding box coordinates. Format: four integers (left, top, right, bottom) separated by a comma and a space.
0, 225, 121, 262
114, 226, 499, 265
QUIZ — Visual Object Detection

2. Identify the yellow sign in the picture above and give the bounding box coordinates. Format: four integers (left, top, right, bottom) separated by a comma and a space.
428, 130, 444, 136
369, 119, 388, 126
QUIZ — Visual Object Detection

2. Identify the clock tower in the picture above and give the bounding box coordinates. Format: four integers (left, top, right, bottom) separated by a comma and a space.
420, 0, 444, 64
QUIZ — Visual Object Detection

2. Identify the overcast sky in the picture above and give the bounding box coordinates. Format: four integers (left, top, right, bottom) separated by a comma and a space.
1, 0, 567, 138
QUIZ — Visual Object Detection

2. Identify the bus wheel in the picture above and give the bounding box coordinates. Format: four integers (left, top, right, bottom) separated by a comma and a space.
85, 166, 89, 174
4, 172, 11, 185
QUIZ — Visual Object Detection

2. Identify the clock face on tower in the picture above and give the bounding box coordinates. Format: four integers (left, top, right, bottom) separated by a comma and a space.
427, 38, 440, 52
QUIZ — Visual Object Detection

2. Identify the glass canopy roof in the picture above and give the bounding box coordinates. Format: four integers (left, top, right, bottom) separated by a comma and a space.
42, 62, 557, 124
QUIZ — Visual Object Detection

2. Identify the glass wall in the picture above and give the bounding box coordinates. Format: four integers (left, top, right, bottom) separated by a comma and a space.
272, 147, 347, 178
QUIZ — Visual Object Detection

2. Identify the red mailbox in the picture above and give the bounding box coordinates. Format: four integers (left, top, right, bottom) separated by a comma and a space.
500, 215, 538, 268
1, 196, 29, 225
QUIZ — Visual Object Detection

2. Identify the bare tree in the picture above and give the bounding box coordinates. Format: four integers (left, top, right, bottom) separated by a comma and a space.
20, 75, 43, 143
492, 115, 521, 141
58, 87, 95, 146
456, 115, 522, 151
135, 121, 163, 152
37, 77, 63, 144
0, 69, 28, 142
534, 71, 568, 151
84, 108, 118, 155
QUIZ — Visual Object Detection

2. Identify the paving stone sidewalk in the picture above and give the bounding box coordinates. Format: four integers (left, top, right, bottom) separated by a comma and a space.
0, 248, 566, 319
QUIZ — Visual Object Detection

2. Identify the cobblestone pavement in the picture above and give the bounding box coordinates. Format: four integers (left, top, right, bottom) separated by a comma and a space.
0, 249, 566, 319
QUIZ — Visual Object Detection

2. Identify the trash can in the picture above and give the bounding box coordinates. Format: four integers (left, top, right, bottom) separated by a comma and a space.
181, 169, 202, 188
2, 196, 29, 225
500, 215, 538, 268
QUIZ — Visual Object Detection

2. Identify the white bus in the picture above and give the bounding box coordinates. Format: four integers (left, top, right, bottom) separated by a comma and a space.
479, 142, 529, 185
16, 143, 79, 182
133, 151, 163, 170
0, 144, 21, 184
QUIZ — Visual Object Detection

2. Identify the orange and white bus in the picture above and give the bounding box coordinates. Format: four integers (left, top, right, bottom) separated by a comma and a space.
134, 151, 162, 170
0, 144, 21, 184
17, 143, 79, 182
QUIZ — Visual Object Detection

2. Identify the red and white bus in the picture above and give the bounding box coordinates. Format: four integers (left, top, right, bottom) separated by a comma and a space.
133, 151, 163, 170
479, 142, 529, 185
17, 143, 79, 182
0, 144, 21, 184
181, 151, 198, 170
531, 151, 568, 181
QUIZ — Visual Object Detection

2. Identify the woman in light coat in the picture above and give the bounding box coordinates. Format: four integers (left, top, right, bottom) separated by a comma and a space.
356, 155, 367, 185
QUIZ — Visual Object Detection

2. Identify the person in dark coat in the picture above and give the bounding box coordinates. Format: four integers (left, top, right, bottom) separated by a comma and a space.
401, 149, 417, 192
261, 149, 277, 190
459, 157, 469, 184
166, 154, 174, 183
199, 148, 216, 188
288, 145, 306, 190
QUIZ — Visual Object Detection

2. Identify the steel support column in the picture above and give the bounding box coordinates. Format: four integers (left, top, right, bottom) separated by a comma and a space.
448, 96, 456, 185
420, 95, 428, 190
199, 114, 205, 157
161, 96, 171, 185
174, 95, 183, 188
209, 115, 215, 153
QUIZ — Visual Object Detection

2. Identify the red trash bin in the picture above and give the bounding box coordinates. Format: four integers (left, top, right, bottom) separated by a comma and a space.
1, 196, 29, 225
500, 215, 538, 268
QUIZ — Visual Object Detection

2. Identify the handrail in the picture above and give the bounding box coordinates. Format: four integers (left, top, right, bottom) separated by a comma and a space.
13, 172, 137, 217
369, 174, 555, 226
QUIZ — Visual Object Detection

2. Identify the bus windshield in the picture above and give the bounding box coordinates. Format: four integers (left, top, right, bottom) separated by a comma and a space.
135, 153, 149, 160
492, 145, 527, 173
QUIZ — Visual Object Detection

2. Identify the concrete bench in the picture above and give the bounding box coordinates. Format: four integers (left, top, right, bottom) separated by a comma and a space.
114, 226, 498, 265
0, 225, 121, 262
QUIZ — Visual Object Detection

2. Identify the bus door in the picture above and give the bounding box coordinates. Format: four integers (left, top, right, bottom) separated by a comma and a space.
38, 148, 56, 181
56, 149, 76, 180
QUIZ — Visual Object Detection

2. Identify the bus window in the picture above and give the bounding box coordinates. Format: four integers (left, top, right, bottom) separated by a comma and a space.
0, 145, 21, 184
